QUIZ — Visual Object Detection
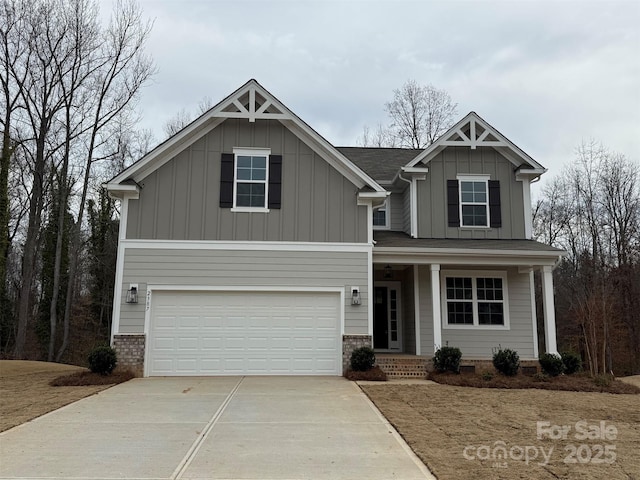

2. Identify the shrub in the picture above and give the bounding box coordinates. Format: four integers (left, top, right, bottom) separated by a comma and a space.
493, 348, 520, 376
433, 346, 462, 373
88, 345, 117, 375
532, 372, 550, 382
593, 374, 612, 388
539, 353, 565, 377
561, 351, 582, 375
350, 346, 376, 372
481, 371, 494, 381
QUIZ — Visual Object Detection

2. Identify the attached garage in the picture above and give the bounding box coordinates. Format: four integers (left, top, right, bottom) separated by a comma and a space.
147, 290, 342, 376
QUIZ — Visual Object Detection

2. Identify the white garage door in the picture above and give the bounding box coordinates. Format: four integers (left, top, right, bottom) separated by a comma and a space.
148, 291, 341, 376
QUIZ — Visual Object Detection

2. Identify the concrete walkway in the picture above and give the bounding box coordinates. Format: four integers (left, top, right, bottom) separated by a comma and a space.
0, 376, 435, 480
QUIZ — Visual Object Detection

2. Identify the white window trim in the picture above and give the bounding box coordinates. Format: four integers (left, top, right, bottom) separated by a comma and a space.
457, 174, 490, 228
440, 269, 510, 330
232, 147, 270, 211
372, 199, 390, 230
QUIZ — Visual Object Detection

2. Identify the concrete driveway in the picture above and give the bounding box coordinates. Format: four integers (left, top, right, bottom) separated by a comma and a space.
0, 376, 434, 480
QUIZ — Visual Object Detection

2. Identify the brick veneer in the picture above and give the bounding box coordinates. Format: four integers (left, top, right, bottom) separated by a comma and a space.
376, 355, 429, 378
113, 334, 145, 377
342, 335, 372, 372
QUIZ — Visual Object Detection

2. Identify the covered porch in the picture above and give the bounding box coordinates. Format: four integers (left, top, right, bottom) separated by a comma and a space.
371, 232, 565, 375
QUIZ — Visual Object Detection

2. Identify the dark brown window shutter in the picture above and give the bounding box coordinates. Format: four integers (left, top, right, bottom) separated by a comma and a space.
268, 155, 282, 209
489, 180, 502, 228
447, 180, 460, 227
219, 153, 234, 208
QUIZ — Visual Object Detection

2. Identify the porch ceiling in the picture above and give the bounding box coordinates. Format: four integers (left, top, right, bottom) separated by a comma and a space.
373, 231, 565, 267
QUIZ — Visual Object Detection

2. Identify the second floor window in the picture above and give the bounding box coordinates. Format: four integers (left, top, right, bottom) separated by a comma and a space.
234, 149, 269, 208
373, 204, 388, 228
459, 177, 489, 227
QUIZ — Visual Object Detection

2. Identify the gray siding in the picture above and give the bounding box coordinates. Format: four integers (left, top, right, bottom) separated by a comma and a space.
418, 265, 535, 358
418, 266, 435, 354
118, 248, 369, 335
402, 186, 411, 235
417, 147, 526, 239
402, 266, 416, 354
389, 192, 404, 231
126, 119, 368, 243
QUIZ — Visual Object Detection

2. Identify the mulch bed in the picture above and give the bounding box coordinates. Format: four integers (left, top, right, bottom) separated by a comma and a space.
344, 365, 388, 381
428, 371, 640, 394
50, 370, 135, 386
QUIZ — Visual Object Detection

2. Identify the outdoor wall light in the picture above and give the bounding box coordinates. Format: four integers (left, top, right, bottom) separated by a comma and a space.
383, 264, 393, 279
351, 286, 361, 305
126, 284, 138, 304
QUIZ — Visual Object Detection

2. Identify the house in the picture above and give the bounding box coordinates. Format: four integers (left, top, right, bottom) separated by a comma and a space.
105, 79, 564, 377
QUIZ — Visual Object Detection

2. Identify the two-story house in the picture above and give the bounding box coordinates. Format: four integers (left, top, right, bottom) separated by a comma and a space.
106, 80, 564, 377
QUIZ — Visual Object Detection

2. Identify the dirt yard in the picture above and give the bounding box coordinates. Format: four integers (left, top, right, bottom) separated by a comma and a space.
0, 360, 111, 432
362, 383, 640, 480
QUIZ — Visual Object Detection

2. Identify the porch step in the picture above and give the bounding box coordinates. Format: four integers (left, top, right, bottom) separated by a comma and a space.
375, 355, 429, 378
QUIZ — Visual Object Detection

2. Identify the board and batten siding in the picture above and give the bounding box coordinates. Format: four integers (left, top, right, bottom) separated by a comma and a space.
402, 187, 411, 235
417, 147, 526, 239
125, 118, 368, 243
388, 192, 404, 231
118, 248, 369, 335
418, 265, 535, 358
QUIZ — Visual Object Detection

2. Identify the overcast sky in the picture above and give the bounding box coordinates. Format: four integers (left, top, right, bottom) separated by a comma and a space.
115, 0, 639, 178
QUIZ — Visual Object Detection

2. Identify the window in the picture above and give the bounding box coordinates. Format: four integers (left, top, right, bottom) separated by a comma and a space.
373, 201, 389, 229
442, 271, 508, 329
447, 177, 502, 228
235, 153, 267, 208
220, 149, 282, 210
459, 176, 489, 227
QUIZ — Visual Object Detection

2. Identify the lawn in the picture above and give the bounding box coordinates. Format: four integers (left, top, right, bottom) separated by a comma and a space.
0, 360, 112, 432
362, 383, 640, 480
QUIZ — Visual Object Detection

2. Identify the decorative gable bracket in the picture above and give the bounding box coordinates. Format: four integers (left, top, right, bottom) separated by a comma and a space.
440, 117, 507, 150
213, 85, 289, 123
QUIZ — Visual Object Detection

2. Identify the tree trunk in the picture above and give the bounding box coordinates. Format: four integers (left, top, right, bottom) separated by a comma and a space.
14, 131, 46, 358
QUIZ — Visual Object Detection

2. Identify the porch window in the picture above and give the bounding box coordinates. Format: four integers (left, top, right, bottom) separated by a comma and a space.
442, 271, 509, 329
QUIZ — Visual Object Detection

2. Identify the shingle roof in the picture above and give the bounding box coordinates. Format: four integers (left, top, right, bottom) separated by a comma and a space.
336, 147, 423, 183
374, 230, 564, 253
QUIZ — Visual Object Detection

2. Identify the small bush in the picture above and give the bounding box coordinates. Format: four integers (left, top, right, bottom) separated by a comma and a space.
561, 351, 582, 375
481, 371, 494, 381
493, 348, 520, 376
593, 374, 612, 388
88, 345, 117, 375
532, 372, 550, 383
350, 346, 376, 372
433, 346, 462, 373
539, 353, 565, 377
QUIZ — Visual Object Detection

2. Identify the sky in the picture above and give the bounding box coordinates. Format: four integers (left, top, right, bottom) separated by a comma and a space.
106, 0, 639, 179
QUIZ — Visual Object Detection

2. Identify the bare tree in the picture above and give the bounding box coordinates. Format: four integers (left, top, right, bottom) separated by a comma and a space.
56, 0, 155, 361
163, 95, 214, 138
356, 123, 397, 148
358, 80, 457, 149
534, 140, 640, 374
385, 80, 457, 148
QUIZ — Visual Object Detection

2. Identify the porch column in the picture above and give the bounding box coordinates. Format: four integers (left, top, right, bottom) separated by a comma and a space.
414, 265, 421, 355
541, 265, 558, 354
430, 264, 442, 353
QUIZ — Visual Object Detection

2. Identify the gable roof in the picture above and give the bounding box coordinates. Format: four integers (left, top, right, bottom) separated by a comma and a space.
106, 79, 385, 194
337, 147, 423, 183
406, 112, 546, 176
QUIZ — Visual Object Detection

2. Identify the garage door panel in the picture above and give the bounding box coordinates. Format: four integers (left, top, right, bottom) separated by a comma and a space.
148, 291, 341, 376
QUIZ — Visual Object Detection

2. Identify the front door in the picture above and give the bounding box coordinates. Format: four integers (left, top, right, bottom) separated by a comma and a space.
373, 282, 402, 351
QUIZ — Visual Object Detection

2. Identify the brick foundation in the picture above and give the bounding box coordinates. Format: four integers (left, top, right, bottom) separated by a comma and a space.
376, 355, 429, 378
113, 334, 145, 377
342, 335, 372, 372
